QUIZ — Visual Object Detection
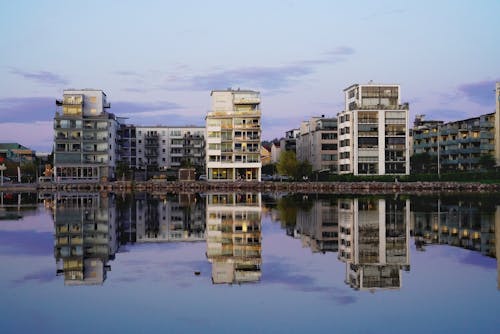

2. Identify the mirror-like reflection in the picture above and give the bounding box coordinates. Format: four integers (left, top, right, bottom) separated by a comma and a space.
338, 198, 410, 291
206, 193, 262, 284
37, 192, 500, 290
52, 193, 118, 285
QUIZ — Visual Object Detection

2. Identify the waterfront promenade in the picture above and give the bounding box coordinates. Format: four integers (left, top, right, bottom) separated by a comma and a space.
1, 180, 499, 194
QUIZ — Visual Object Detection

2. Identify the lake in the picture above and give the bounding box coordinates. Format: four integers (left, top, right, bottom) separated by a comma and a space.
0, 191, 499, 333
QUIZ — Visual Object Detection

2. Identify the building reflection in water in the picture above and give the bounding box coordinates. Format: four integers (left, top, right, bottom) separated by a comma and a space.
132, 193, 205, 243
206, 193, 262, 284
338, 198, 411, 291
52, 193, 118, 285
294, 196, 338, 253
413, 197, 499, 290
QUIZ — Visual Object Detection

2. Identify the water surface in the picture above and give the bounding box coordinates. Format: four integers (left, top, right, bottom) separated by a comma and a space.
0, 192, 499, 333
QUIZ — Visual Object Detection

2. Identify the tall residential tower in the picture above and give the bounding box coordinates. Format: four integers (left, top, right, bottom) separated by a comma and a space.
54, 89, 121, 182
206, 89, 261, 181
337, 84, 410, 175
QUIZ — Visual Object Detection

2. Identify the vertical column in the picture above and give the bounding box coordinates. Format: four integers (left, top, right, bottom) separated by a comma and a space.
378, 110, 386, 175
379, 199, 386, 264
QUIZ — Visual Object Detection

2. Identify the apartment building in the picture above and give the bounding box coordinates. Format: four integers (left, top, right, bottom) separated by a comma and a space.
337, 84, 410, 175
54, 89, 121, 182
296, 117, 338, 172
206, 193, 262, 284
206, 89, 261, 181
412, 113, 496, 171
338, 198, 410, 291
134, 126, 205, 171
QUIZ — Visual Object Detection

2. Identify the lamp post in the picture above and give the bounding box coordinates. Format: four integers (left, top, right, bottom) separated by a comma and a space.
437, 125, 441, 178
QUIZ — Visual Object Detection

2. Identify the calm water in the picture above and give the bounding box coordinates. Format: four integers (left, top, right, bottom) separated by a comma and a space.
0, 191, 499, 333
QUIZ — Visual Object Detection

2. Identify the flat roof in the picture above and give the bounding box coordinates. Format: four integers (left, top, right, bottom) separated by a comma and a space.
210, 89, 259, 95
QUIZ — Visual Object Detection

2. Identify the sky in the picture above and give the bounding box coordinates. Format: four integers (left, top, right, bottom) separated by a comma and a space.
0, 0, 499, 152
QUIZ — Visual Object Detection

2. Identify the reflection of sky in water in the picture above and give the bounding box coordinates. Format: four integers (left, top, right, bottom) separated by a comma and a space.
0, 200, 499, 334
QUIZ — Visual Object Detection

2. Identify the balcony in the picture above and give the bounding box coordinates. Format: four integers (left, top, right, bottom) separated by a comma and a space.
480, 121, 494, 128
233, 96, 260, 104
480, 132, 494, 139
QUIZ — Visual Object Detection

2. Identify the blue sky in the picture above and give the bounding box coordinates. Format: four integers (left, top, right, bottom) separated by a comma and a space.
0, 0, 499, 152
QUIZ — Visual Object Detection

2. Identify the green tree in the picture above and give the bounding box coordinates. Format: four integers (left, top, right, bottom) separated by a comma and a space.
20, 161, 37, 183
277, 150, 298, 178
478, 154, 496, 170
296, 160, 312, 180
411, 152, 436, 173
116, 161, 132, 180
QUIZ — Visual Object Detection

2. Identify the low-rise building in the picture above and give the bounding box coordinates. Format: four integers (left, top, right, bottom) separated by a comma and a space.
412, 113, 496, 171
134, 126, 205, 172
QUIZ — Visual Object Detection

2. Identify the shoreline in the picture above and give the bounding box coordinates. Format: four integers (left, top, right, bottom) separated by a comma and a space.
1, 180, 499, 194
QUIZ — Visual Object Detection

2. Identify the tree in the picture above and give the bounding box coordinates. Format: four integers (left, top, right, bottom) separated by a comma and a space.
478, 154, 496, 170
296, 160, 312, 180
116, 161, 132, 180
411, 152, 436, 173
277, 151, 298, 178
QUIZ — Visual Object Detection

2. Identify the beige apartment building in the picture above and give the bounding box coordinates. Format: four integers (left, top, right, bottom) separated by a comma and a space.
206, 89, 262, 181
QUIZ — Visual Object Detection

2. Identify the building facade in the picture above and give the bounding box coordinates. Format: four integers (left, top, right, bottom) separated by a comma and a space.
134, 126, 205, 172
337, 84, 410, 175
296, 117, 338, 172
206, 89, 261, 181
54, 89, 121, 182
412, 113, 496, 171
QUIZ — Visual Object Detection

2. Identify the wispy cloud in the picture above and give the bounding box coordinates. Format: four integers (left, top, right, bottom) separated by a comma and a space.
113, 100, 182, 114
0, 96, 55, 122
9, 68, 69, 85
163, 46, 355, 92
457, 79, 499, 106
0, 230, 53, 256
263, 256, 357, 305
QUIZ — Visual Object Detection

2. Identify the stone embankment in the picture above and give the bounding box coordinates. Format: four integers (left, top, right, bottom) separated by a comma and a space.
0, 180, 492, 194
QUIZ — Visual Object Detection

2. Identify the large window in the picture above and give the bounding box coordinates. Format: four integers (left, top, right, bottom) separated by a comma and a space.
358, 137, 378, 149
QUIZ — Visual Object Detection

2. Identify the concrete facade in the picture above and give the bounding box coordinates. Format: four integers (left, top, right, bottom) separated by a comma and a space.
54, 89, 120, 182
206, 89, 261, 181
338, 84, 410, 175
296, 117, 338, 172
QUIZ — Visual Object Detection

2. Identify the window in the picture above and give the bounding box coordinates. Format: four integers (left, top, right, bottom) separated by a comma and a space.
322, 144, 337, 150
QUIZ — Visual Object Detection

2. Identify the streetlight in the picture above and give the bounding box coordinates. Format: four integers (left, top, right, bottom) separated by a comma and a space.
437, 124, 441, 178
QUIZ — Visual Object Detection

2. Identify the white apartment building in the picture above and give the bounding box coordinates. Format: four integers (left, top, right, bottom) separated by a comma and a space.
206, 89, 261, 181
54, 89, 121, 182
296, 117, 338, 172
134, 126, 205, 171
337, 84, 410, 175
